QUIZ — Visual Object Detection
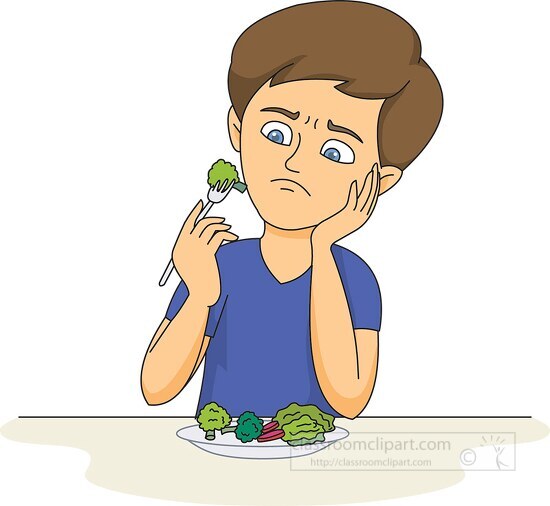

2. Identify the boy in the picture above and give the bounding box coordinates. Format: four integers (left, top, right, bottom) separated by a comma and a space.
141, 1, 443, 419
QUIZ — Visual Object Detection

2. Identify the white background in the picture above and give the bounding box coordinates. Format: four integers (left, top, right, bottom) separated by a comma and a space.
0, 0, 548, 505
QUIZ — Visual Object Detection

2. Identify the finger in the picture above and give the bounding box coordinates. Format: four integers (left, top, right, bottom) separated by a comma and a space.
192, 217, 226, 237
355, 169, 374, 210
200, 223, 233, 243
357, 164, 376, 198
360, 165, 379, 214
358, 163, 378, 212
361, 164, 380, 216
178, 199, 203, 238
345, 180, 358, 210
207, 231, 239, 249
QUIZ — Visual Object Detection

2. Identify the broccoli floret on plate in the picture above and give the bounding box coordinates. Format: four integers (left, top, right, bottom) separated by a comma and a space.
221, 410, 264, 443
196, 402, 231, 441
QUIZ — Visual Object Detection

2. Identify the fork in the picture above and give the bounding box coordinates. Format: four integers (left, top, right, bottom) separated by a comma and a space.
159, 179, 236, 286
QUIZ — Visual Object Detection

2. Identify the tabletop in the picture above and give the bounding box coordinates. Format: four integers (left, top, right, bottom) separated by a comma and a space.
1, 416, 547, 505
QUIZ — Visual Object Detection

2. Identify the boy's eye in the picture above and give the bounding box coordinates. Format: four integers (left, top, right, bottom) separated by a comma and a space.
320, 139, 355, 164
261, 121, 292, 146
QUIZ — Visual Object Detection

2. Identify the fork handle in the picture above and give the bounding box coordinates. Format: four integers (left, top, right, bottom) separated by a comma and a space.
159, 259, 175, 287
158, 200, 214, 286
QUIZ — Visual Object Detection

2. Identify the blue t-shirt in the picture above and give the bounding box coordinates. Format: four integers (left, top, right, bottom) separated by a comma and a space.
165, 238, 381, 418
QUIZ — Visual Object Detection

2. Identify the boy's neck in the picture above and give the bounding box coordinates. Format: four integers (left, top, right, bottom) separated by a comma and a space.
261, 221, 314, 242
260, 222, 316, 281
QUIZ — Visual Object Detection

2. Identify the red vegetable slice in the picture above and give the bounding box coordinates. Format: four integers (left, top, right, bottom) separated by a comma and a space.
261, 421, 279, 433
257, 429, 284, 442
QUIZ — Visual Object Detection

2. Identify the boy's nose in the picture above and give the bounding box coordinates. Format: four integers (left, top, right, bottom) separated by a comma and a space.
285, 132, 304, 174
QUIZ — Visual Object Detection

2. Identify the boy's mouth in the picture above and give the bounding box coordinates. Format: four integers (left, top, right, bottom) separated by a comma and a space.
270, 178, 311, 197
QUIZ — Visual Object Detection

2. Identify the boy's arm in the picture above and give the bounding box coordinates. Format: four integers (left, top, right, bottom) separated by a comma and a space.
309, 242, 379, 419
140, 296, 212, 405
146, 318, 212, 373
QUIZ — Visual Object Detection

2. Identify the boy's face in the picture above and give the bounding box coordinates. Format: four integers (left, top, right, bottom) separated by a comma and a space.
233, 79, 385, 231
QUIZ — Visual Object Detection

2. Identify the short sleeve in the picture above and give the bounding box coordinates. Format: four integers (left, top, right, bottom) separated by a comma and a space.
165, 280, 225, 337
335, 247, 382, 331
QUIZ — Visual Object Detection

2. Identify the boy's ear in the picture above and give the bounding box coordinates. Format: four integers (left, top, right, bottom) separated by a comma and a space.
379, 165, 402, 195
228, 106, 241, 152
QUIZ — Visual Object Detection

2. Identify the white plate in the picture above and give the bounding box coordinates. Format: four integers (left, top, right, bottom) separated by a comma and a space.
176, 420, 349, 460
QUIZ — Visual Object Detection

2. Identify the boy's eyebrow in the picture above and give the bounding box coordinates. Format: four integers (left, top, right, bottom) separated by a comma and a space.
260, 106, 300, 120
327, 119, 363, 144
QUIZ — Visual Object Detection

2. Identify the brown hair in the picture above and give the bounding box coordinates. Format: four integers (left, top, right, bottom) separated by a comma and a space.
228, 1, 443, 171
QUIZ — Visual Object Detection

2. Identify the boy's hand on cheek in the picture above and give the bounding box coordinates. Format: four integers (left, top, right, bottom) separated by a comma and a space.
311, 163, 380, 249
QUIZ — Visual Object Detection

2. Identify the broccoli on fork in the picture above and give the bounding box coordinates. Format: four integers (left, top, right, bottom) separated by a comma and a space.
208, 159, 247, 193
